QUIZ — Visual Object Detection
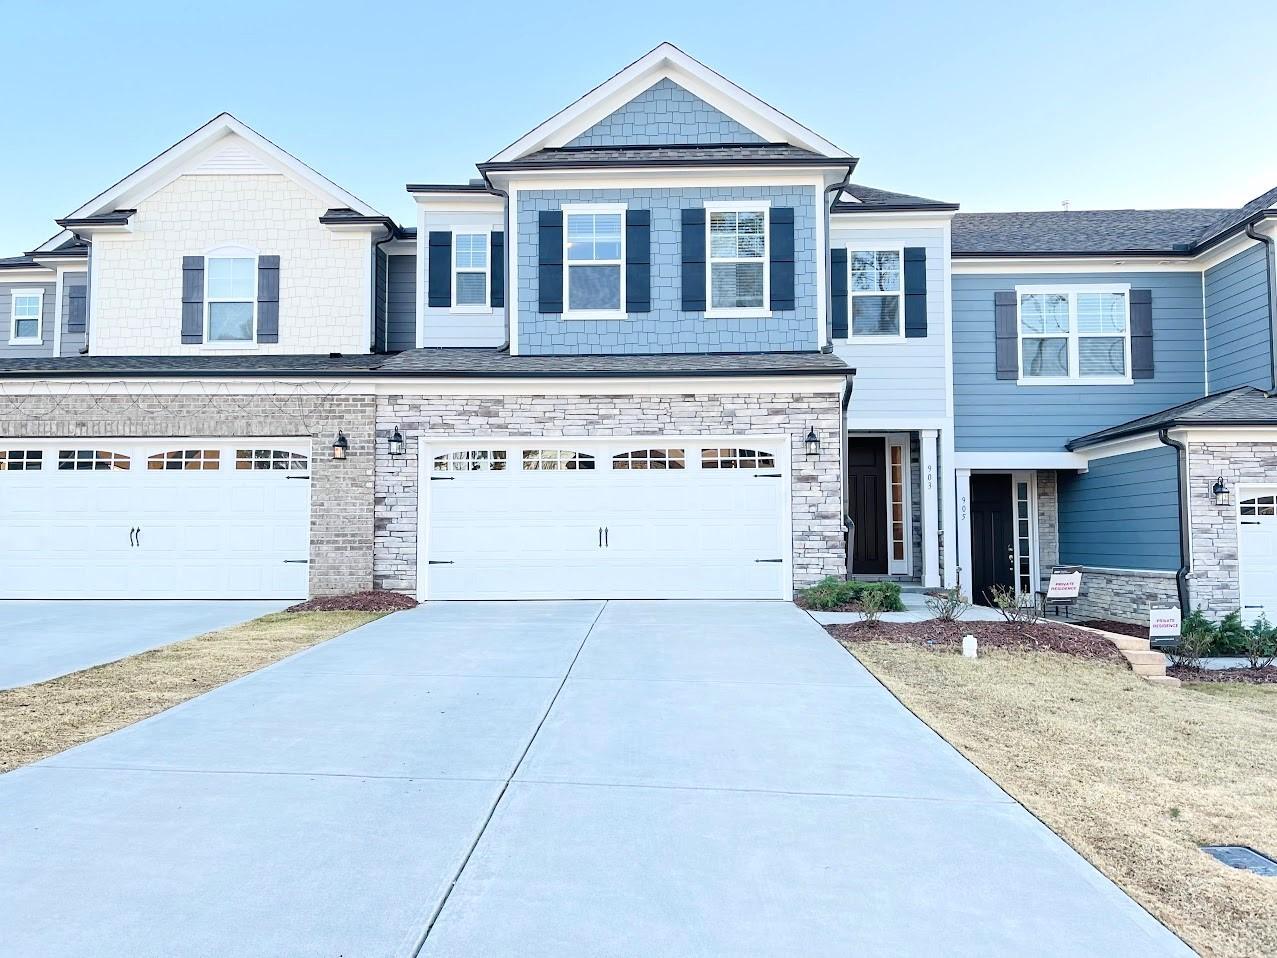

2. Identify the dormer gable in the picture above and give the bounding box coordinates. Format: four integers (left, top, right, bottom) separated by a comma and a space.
490, 42, 846, 163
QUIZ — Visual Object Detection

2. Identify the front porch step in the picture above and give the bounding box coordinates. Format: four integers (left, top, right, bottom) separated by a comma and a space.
1144, 675, 1183, 688
1108, 634, 1152, 653
1123, 650, 1169, 676
1062, 623, 1174, 684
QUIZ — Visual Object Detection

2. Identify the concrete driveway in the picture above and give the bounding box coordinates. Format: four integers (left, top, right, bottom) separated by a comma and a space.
0, 600, 290, 689
0, 601, 1190, 957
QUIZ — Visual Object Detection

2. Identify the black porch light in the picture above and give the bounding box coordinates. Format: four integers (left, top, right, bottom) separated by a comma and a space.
388, 428, 406, 457
331, 431, 349, 461
803, 427, 821, 458
1212, 476, 1231, 507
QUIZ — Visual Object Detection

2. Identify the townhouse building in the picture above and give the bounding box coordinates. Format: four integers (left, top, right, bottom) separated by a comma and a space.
1, 43, 1274, 624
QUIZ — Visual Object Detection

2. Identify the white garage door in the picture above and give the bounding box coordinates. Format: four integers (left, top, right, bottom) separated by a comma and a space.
420, 440, 791, 600
0, 441, 311, 600
1239, 487, 1277, 621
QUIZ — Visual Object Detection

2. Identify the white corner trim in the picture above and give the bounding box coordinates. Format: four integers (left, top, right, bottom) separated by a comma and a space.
953, 451, 1089, 470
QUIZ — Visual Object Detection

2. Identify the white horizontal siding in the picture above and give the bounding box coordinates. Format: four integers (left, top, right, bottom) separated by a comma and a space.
830, 225, 948, 425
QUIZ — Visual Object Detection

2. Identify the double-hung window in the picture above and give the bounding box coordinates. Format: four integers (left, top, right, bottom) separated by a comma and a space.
1017, 285, 1130, 383
453, 233, 489, 308
9, 290, 43, 344
206, 255, 256, 343
564, 204, 625, 317
849, 250, 902, 336
706, 204, 767, 316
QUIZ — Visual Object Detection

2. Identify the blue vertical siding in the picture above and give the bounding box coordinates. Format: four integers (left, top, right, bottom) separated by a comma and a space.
373, 249, 388, 352
516, 186, 818, 354
386, 254, 417, 351
1057, 445, 1180, 570
565, 79, 765, 147
1205, 244, 1272, 392
953, 272, 1205, 450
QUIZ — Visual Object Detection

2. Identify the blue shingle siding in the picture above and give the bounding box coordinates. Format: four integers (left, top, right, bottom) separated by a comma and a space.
516, 186, 818, 354
953, 272, 1205, 450
1057, 446, 1181, 571
565, 78, 766, 147
1205, 244, 1273, 392
0, 281, 56, 357
386, 254, 417, 352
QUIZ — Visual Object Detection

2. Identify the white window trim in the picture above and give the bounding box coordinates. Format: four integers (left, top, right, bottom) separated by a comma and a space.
704, 200, 770, 319
1011, 471, 1040, 599
844, 244, 905, 341
886, 434, 913, 576
562, 202, 627, 321
1015, 283, 1133, 386
203, 246, 258, 348
452, 230, 491, 312
9, 288, 44, 345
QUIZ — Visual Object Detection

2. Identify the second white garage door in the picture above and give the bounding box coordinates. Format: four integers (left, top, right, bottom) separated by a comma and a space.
420, 440, 791, 600
1239, 486, 1277, 622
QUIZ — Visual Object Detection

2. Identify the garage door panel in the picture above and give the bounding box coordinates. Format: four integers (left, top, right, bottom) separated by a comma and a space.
0, 442, 310, 600
1239, 488, 1277, 622
423, 441, 789, 601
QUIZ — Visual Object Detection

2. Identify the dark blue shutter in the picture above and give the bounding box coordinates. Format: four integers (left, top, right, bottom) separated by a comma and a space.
769, 207, 795, 311
66, 284, 87, 333
994, 291, 1018, 380
830, 248, 848, 339
1131, 289, 1154, 379
257, 255, 280, 343
427, 232, 451, 308
625, 209, 650, 313
681, 208, 706, 311
490, 232, 505, 308
181, 256, 203, 344
538, 210, 563, 314
903, 246, 927, 338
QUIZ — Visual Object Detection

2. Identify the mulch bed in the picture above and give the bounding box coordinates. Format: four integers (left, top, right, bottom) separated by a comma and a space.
1079, 618, 1150, 640
828, 619, 1126, 664
285, 591, 418, 613
1169, 665, 1277, 684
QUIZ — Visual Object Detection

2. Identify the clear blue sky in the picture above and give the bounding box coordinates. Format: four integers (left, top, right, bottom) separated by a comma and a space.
3, 0, 1276, 253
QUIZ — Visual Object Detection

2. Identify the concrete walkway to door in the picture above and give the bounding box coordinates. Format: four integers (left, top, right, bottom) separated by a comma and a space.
0, 601, 1190, 956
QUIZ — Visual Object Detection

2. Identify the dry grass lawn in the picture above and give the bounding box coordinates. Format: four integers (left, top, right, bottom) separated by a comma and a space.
0, 610, 383, 773
843, 640, 1277, 958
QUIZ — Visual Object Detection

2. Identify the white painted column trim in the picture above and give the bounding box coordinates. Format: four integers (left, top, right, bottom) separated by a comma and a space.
956, 467, 973, 598
940, 427, 957, 587
920, 428, 941, 587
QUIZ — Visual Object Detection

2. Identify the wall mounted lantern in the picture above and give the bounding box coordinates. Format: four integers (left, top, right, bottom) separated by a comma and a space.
331, 431, 349, 461
803, 428, 820, 458
388, 428, 406, 457
1212, 476, 1231, 507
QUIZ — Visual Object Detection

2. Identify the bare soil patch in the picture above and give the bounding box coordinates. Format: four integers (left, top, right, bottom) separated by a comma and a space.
829, 618, 1126, 664
0, 610, 383, 773
286, 591, 418, 613
1171, 664, 1277, 685
1079, 618, 1150, 639
842, 638, 1277, 958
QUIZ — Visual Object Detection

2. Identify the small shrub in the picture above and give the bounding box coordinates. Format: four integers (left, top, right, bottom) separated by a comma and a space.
988, 583, 1040, 627
924, 586, 971, 622
1169, 610, 1215, 669
1212, 611, 1250, 657
858, 588, 886, 626
796, 577, 905, 612
1240, 614, 1277, 669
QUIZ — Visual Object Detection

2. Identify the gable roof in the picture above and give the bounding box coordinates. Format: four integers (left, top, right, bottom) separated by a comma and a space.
1068, 387, 1277, 448
489, 42, 847, 164
833, 184, 958, 214
64, 113, 382, 221
951, 208, 1227, 257
1193, 185, 1277, 249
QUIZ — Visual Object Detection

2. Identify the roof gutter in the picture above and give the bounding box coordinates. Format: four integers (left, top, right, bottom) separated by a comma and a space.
1157, 427, 1192, 615
1245, 220, 1277, 395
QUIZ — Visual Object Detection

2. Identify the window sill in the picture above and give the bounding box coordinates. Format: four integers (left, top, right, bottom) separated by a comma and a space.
562, 310, 627, 321
8, 338, 43, 347
200, 342, 262, 351
704, 309, 772, 320
1015, 376, 1133, 387
451, 305, 493, 313
834, 334, 907, 343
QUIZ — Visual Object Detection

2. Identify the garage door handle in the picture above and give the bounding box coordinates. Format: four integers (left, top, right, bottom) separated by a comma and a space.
755, 473, 782, 478
604, 526, 609, 548
598, 527, 603, 547
135, 527, 141, 548
1242, 520, 1261, 525
283, 560, 309, 564
428, 560, 454, 565
128, 527, 136, 547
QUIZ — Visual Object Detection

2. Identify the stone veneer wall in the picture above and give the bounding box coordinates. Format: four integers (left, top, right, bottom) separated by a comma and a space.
1187, 440, 1277, 617
373, 390, 846, 594
1035, 470, 1059, 591
0, 392, 377, 595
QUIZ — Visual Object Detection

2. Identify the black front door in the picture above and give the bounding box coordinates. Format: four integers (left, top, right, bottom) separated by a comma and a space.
847, 437, 888, 574
970, 473, 1015, 606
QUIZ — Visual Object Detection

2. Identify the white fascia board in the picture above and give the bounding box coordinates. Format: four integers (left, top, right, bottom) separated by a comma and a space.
1072, 432, 1168, 461
503, 170, 833, 192
489, 42, 846, 163
953, 450, 1090, 470
1182, 426, 1277, 443
33, 229, 77, 254
411, 192, 504, 213
0, 374, 849, 398
952, 257, 1199, 274
67, 114, 381, 220
381, 239, 417, 255
831, 211, 956, 230
844, 415, 952, 432
0, 267, 56, 281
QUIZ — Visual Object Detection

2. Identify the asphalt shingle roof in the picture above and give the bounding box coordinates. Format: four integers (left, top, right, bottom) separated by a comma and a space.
1068, 387, 1277, 448
951, 208, 1226, 256
0, 349, 852, 379
832, 184, 958, 212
